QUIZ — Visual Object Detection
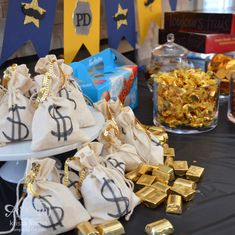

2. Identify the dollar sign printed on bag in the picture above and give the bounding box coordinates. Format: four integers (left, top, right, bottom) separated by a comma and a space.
59, 172, 78, 190
32, 195, 64, 231
105, 158, 125, 174
2, 104, 29, 141
58, 88, 77, 110
101, 178, 129, 218
48, 104, 73, 141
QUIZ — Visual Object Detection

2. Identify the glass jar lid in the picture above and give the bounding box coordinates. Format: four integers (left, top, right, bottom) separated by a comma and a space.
152, 33, 188, 58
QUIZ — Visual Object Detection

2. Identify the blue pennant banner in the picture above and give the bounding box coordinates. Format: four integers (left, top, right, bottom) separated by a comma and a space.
169, 0, 177, 11
104, 0, 136, 49
0, 0, 57, 65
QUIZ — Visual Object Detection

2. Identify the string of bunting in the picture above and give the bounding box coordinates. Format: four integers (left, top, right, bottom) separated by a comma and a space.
0, 0, 180, 65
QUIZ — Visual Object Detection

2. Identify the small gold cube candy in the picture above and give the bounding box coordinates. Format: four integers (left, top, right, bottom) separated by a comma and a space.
173, 178, 197, 190
173, 161, 189, 176
164, 156, 174, 168
152, 165, 175, 182
125, 169, 139, 182
136, 174, 156, 188
186, 165, 205, 182
158, 165, 175, 181
77, 222, 99, 235
145, 218, 174, 235
143, 190, 167, 208
135, 186, 156, 201
171, 185, 196, 202
151, 182, 171, 194
152, 169, 170, 184
164, 148, 175, 157
156, 132, 168, 143
96, 220, 125, 235
166, 194, 182, 215
137, 163, 153, 175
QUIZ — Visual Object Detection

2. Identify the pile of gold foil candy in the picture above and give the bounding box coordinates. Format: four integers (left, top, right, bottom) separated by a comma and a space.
153, 68, 219, 128
76, 125, 204, 235
208, 53, 235, 95
127, 126, 204, 235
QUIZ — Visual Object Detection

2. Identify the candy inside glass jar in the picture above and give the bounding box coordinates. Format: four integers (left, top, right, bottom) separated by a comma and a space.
227, 74, 235, 123
208, 54, 235, 98
153, 69, 220, 134
146, 33, 190, 92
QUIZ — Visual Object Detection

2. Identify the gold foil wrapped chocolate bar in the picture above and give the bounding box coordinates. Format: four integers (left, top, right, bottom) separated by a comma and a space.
77, 222, 99, 235
173, 161, 188, 177
173, 178, 197, 190
145, 219, 174, 235
136, 174, 156, 189
125, 169, 140, 182
142, 190, 167, 208
96, 220, 125, 235
171, 185, 196, 202
153, 68, 219, 133
135, 186, 167, 208
186, 165, 205, 182
151, 182, 171, 194
152, 165, 175, 184
166, 194, 182, 215
143, 125, 168, 145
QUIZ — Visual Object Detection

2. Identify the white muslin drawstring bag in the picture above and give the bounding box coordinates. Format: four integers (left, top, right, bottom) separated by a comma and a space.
95, 99, 123, 121
67, 145, 140, 225
35, 55, 96, 128
98, 121, 142, 172
0, 64, 34, 144
31, 59, 89, 151
115, 106, 164, 165
20, 158, 90, 235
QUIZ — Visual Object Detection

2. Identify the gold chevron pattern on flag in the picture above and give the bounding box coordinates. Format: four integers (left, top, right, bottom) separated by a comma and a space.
136, 0, 162, 44
64, 0, 100, 63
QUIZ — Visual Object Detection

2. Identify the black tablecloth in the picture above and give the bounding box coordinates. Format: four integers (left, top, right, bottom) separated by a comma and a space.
1, 70, 235, 235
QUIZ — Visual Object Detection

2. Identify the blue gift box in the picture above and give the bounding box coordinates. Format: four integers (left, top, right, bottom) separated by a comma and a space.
70, 48, 138, 109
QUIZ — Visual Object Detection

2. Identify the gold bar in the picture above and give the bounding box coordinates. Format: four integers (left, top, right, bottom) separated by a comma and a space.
125, 169, 139, 183
156, 133, 168, 143
158, 165, 175, 181
164, 148, 175, 157
136, 174, 156, 189
163, 143, 169, 149
135, 186, 156, 201
137, 163, 153, 175
164, 156, 174, 168
96, 220, 125, 235
173, 161, 188, 176
173, 178, 197, 190
143, 190, 167, 208
186, 165, 205, 182
151, 182, 171, 194
166, 194, 182, 215
171, 185, 196, 202
152, 168, 170, 184
152, 165, 175, 183
145, 218, 174, 235
77, 222, 99, 235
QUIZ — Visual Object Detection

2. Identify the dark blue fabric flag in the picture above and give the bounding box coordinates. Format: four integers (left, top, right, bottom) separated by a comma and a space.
169, 0, 177, 11
104, 0, 136, 49
0, 0, 57, 65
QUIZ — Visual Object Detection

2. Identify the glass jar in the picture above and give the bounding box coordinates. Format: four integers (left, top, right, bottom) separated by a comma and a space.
146, 33, 191, 91
227, 73, 235, 123
207, 54, 233, 99
153, 68, 220, 134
